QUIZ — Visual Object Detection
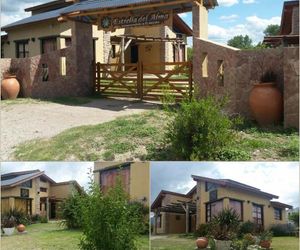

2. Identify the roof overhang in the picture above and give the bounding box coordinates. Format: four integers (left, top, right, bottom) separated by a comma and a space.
58, 0, 218, 24
263, 34, 299, 47
270, 201, 293, 210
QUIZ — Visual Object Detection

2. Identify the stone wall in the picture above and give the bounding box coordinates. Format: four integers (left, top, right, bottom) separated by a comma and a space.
0, 21, 93, 99
283, 47, 299, 128
193, 38, 299, 128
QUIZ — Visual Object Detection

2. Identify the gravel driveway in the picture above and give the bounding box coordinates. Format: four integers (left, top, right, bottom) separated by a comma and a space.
1, 98, 157, 160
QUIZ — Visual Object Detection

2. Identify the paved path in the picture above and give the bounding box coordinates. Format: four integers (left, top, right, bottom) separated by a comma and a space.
1, 98, 157, 160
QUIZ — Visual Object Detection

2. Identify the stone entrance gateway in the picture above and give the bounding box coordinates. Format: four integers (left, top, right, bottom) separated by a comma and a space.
56, 0, 218, 98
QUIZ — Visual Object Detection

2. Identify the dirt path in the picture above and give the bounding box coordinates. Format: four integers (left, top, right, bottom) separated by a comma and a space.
1, 98, 158, 160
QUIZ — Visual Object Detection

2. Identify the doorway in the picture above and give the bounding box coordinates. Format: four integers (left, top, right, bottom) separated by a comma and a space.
130, 45, 139, 63
50, 202, 56, 219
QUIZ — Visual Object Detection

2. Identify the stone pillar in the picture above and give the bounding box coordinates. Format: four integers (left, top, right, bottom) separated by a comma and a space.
196, 181, 201, 226
46, 197, 50, 220
35, 178, 41, 215
192, 3, 208, 39
185, 204, 189, 234
9, 197, 15, 210
153, 210, 158, 235
103, 31, 111, 63
71, 21, 94, 96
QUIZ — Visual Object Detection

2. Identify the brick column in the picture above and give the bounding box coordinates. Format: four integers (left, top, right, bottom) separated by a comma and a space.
71, 21, 94, 96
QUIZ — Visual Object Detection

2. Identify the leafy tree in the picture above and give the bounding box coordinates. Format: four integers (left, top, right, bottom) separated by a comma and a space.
227, 35, 253, 49
288, 211, 299, 227
187, 47, 193, 61
263, 24, 280, 36
79, 178, 145, 250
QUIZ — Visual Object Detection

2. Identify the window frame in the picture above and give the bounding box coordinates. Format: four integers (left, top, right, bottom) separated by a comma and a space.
15, 39, 29, 58
21, 180, 32, 188
252, 203, 264, 227
20, 188, 29, 198
274, 208, 282, 220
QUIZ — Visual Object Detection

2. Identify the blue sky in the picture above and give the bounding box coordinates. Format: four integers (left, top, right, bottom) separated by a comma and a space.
1, 0, 285, 45
151, 162, 299, 208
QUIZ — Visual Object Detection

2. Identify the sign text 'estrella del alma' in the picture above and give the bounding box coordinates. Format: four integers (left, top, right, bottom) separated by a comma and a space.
100, 12, 170, 29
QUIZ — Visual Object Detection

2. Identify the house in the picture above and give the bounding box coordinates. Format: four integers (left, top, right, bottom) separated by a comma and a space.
263, 0, 299, 47
1, 0, 193, 65
151, 175, 293, 234
93, 162, 149, 206
1, 169, 83, 219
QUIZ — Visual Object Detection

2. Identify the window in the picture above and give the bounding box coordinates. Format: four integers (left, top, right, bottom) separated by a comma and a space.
157, 214, 162, 228
209, 190, 218, 201
21, 180, 32, 188
205, 182, 218, 192
206, 200, 223, 222
15, 40, 29, 58
229, 199, 243, 220
201, 52, 208, 77
20, 188, 29, 198
217, 60, 224, 86
65, 37, 72, 47
274, 208, 282, 220
100, 166, 130, 194
40, 177, 47, 183
41, 37, 57, 54
40, 187, 47, 192
252, 204, 264, 227
111, 44, 116, 58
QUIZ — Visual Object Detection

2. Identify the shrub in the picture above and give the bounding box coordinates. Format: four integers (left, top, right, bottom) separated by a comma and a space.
40, 216, 48, 223
288, 211, 299, 227
128, 201, 150, 235
210, 208, 240, 240
29, 214, 41, 223
195, 223, 211, 237
79, 179, 146, 250
60, 192, 83, 229
270, 223, 296, 236
165, 97, 235, 160
238, 220, 256, 237
2, 208, 30, 225
215, 148, 251, 161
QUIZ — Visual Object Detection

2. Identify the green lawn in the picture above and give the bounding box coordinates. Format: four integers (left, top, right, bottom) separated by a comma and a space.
13, 109, 298, 161
151, 235, 299, 250
1, 222, 149, 250
1, 222, 81, 250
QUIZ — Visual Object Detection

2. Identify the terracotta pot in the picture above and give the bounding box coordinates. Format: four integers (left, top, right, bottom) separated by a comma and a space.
249, 82, 283, 126
196, 237, 209, 248
17, 224, 26, 232
1, 75, 20, 99
260, 240, 271, 249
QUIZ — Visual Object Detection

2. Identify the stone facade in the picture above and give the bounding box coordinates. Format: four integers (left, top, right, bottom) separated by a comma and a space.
0, 21, 93, 98
283, 47, 299, 128
193, 38, 298, 128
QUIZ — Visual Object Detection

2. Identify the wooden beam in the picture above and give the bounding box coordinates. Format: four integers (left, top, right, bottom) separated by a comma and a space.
63, 0, 194, 18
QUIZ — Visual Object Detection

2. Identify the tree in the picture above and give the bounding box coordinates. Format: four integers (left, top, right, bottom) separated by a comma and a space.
227, 35, 253, 49
288, 211, 299, 227
263, 24, 280, 36
187, 47, 193, 61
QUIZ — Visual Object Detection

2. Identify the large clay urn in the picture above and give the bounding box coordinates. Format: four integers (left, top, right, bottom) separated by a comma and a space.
1, 74, 20, 99
259, 240, 271, 249
17, 224, 26, 233
249, 83, 283, 126
196, 237, 209, 248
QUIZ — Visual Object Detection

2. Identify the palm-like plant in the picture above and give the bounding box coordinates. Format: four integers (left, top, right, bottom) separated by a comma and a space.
210, 208, 240, 241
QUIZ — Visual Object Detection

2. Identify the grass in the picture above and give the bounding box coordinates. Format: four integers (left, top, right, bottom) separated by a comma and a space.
13, 109, 298, 161
14, 110, 169, 161
151, 235, 299, 250
1, 221, 149, 250
1, 221, 82, 250
1, 96, 94, 106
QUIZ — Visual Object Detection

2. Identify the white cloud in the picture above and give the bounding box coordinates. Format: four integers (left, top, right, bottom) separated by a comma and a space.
243, 0, 257, 4
218, 0, 239, 7
151, 162, 299, 208
208, 15, 281, 44
179, 13, 188, 18
219, 14, 239, 21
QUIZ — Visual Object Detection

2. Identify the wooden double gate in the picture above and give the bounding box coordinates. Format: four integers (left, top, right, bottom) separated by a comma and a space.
92, 61, 193, 101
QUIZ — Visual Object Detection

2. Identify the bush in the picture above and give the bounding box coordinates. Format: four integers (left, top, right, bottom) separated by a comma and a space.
165, 97, 235, 160
2, 208, 31, 225
270, 223, 296, 236
210, 208, 240, 241
40, 216, 48, 223
60, 192, 83, 229
195, 223, 211, 237
215, 148, 251, 161
238, 221, 256, 237
29, 214, 41, 224
289, 211, 299, 227
79, 179, 146, 250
